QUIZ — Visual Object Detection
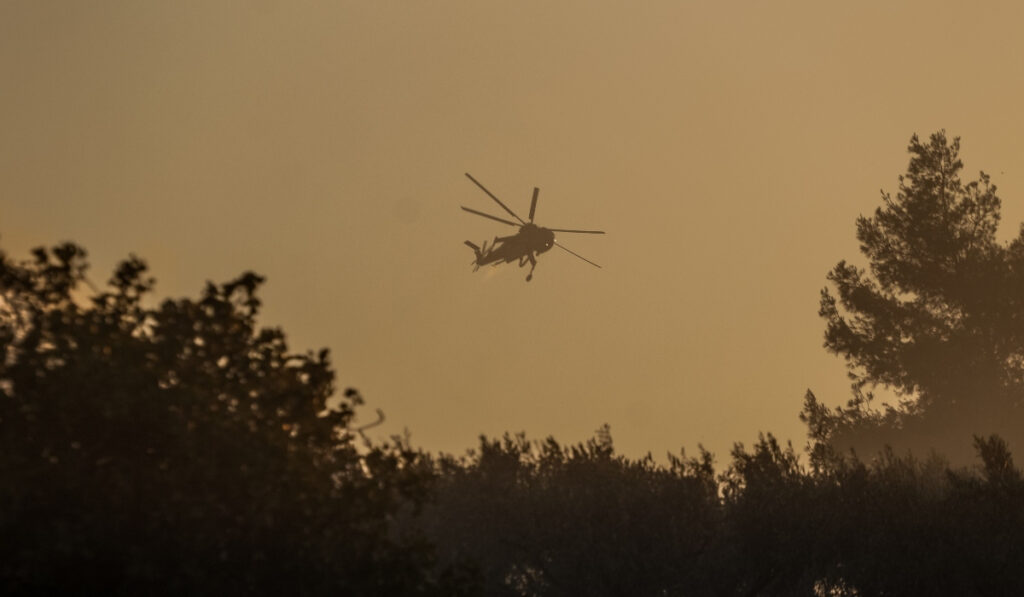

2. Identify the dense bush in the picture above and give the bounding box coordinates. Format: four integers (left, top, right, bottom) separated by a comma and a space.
422, 431, 1024, 596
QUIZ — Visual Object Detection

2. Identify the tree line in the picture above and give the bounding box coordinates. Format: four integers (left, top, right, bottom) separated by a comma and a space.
3, 131, 1024, 595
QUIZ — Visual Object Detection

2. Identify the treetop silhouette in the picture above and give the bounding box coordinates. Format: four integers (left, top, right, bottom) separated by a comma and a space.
0, 243, 457, 595
807, 131, 1024, 461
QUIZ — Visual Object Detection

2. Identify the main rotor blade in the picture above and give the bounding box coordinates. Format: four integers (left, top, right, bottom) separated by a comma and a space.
464, 173, 527, 225
554, 240, 602, 269
529, 188, 539, 223
547, 228, 606, 234
460, 206, 521, 227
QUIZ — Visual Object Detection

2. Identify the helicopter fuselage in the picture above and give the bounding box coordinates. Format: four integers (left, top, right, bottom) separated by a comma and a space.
472, 223, 554, 266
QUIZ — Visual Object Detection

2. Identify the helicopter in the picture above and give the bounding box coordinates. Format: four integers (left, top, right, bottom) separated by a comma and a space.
461, 173, 605, 281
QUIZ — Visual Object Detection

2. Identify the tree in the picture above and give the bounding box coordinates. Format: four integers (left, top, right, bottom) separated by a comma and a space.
420, 428, 1024, 595
0, 243, 464, 595
805, 131, 1024, 462
420, 429, 722, 597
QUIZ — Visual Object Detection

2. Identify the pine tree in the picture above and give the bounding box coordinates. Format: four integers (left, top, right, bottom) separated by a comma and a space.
805, 131, 1024, 462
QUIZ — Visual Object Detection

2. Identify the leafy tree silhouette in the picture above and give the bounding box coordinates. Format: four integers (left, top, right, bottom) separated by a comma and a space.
421, 429, 726, 597
805, 131, 1024, 463
418, 427, 1024, 596
0, 243, 470, 595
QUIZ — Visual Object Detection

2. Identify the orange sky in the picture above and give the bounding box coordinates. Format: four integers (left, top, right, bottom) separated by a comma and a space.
5, 1, 1024, 461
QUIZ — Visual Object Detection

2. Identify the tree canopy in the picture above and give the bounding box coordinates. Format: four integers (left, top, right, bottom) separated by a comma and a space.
421, 429, 1024, 595
0, 244, 459, 595
806, 131, 1024, 462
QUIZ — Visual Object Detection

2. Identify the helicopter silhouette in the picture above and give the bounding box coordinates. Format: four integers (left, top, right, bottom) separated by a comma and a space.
461, 173, 605, 281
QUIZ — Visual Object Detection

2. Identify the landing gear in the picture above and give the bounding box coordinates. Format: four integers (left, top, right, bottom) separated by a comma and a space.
525, 253, 537, 282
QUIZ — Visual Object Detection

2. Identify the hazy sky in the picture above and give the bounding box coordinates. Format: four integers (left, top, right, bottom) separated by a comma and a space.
5, 1, 1024, 461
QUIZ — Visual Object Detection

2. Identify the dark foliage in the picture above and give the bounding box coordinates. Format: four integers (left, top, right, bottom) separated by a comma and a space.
0, 244, 462, 595
422, 430, 1024, 596
806, 131, 1024, 462
420, 429, 719, 596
